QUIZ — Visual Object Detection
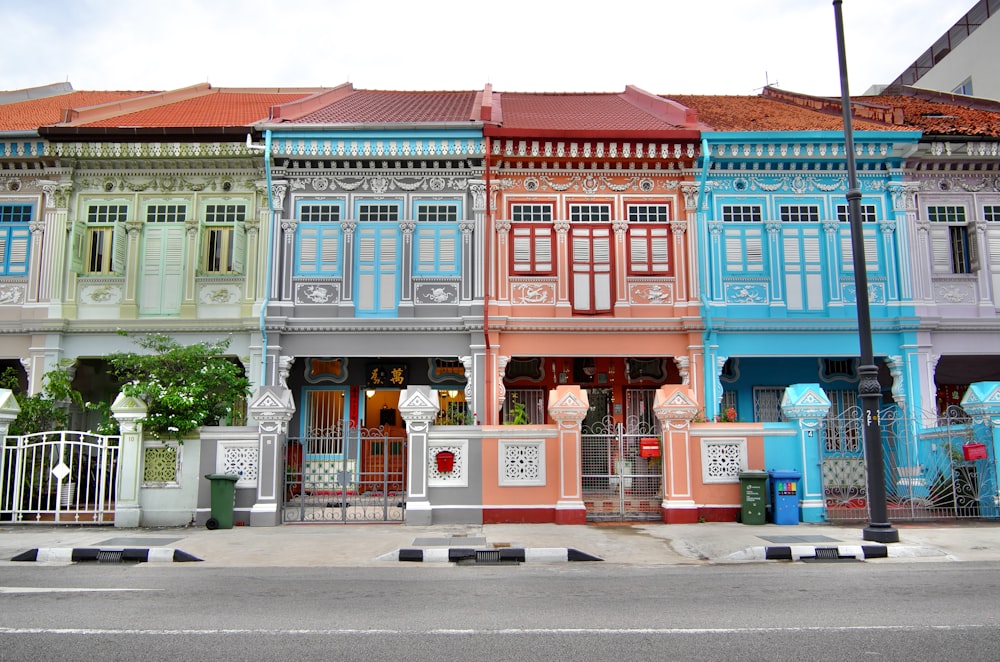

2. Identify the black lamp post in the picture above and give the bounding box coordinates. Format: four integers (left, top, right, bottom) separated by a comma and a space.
833, 0, 900, 544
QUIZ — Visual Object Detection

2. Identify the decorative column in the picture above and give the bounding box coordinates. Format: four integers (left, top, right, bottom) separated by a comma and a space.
547, 385, 589, 524
779, 384, 831, 523
468, 180, 485, 301
653, 385, 700, 523
180, 217, 200, 318
612, 219, 629, 315
120, 220, 143, 318
959, 382, 1000, 519
110, 393, 148, 528
398, 221, 416, 317
248, 386, 295, 527
554, 221, 572, 317
398, 386, 440, 525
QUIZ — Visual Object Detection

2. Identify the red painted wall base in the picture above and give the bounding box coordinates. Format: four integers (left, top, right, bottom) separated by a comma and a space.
483, 508, 556, 524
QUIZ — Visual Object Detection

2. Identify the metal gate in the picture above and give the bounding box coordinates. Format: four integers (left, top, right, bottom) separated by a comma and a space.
1, 431, 120, 524
582, 416, 662, 521
822, 405, 999, 521
283, 426, 406, 522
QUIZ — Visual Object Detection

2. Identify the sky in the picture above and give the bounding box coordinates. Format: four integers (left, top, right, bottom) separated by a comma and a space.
1, 0, 977, 97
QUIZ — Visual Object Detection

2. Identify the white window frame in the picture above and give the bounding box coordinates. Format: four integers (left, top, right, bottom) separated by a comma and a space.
202, 202, 248, 274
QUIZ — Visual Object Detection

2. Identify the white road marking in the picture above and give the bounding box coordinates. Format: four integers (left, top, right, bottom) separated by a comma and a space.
0, 625, 993, 635
0, 587, 161, 594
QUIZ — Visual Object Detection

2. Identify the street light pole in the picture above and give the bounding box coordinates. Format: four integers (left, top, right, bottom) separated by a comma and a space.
833, 0, 899, 544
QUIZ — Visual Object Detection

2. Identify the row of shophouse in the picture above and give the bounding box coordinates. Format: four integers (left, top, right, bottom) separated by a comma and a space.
2, 80, 1000, 528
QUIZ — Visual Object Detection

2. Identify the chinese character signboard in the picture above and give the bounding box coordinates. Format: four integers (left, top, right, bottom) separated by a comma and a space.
367, 363, 409, 388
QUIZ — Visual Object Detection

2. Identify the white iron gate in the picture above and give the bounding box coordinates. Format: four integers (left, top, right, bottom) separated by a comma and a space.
582, 416, 662, 521
1, 431, 120, 524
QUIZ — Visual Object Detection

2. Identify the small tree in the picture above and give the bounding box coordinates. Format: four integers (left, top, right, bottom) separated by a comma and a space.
0, 363, 116, 436
107, 333, 251, 441
0, 367, 69, 435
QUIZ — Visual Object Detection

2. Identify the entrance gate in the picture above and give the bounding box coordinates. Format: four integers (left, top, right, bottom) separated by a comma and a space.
283, 426, 406, 522
582, 416, 662, 521
822, 405, 999, 521
1, 431, 119, 524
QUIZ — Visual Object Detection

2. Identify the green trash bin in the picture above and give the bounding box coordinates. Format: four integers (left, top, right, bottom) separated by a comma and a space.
738, 470, 769, 525
204, 473, 240, 530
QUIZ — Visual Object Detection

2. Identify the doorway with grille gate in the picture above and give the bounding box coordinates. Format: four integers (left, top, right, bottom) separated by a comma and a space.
581, 389, 662, 520
283, 387, 406, 522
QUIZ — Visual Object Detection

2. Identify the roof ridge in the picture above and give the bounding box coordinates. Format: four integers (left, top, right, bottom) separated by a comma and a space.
58, 83, 211, 126
761, 86, 904, 126
622, 85, 701, 129
269, 83, 355, 122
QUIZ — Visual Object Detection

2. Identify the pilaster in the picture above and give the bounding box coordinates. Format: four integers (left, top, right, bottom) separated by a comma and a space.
398, 386, 440, 524
547, 386, 589, 524
247, 386, 295, 526
779, 384, 832, 523
110, 393, 148, 528
653, 386, 700, 523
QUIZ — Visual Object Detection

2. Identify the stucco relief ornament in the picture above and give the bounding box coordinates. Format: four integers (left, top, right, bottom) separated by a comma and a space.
513, 283, 552, 304
634, 284, 671, 303
0, 285, 24, 305
301, 285, 334, 303
639, 178, 654, 192
312, 177, 329, 191
428, 177, 446, 191
524, 177, 540, 191
369, 176, 390, 195
728, 284, 765, 303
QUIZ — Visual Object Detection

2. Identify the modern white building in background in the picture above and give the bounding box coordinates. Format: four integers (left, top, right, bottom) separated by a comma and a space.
878, 0, 1000, 100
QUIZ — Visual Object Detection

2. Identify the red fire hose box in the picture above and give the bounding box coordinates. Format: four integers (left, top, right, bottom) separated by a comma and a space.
435, 450, 455, 473
640, 438, 660, 458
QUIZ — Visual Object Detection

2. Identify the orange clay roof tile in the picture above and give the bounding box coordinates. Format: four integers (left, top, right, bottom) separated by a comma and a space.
80, 91, 310, 128
0, 91, 157, 131
665, 94, 899, 132
863, 95, 1000, 137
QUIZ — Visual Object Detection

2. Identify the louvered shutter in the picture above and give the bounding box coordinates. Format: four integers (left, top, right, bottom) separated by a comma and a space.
68, 220, 86, 273
6, 227, 29, 276
112, 221, 127, 274
231, 222, 246, 274
929, 226, 952, 273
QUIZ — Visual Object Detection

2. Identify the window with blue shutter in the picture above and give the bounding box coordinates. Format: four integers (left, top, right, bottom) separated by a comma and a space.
295, 202, 344, 277
0, 204, 32, 276
414, 202, 460, 277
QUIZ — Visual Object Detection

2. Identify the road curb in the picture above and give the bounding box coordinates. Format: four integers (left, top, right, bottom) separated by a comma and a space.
378, 547, 603, 563
10, 547, 203, 563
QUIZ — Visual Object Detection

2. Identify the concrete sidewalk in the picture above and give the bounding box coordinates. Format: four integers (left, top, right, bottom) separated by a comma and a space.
2, 521, 999, 567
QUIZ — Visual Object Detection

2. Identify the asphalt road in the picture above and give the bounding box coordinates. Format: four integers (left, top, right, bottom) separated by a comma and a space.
1, 561, 999, 661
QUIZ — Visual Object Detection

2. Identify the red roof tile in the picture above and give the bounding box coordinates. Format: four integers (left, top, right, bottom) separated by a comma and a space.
0, 90, 157, 131
288, 90, 481, 124
490, 90, 696, 137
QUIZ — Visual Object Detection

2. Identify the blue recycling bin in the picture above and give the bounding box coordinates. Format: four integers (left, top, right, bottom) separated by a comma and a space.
768, 469, 801, 525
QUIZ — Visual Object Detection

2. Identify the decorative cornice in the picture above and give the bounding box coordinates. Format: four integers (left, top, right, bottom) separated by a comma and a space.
273, 137, 485, 158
